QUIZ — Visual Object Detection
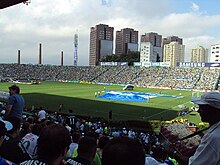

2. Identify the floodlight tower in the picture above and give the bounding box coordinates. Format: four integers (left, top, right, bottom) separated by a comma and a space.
74, 34, 78, 66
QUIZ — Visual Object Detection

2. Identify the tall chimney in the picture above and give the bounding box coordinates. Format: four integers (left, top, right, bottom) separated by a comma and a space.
39, 43, 42, 64
18, 50, 20, 64
61, 51, 64, 66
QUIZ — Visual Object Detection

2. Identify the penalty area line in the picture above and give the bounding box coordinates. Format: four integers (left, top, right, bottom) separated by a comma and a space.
143, 101, 192, 120
143, 109, 172, 120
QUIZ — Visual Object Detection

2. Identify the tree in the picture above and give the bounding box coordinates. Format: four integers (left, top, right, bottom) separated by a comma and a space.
100, 51, 140, 66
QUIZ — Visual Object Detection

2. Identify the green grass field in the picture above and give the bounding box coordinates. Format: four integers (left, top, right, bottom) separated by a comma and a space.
0, 82, 202, 124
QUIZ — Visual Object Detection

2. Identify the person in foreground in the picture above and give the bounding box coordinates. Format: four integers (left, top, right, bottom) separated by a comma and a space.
0, 118, 16, 165
20, 124, 71, 165
102, 136, 145, 165
0, 117, 30, 164
66, 136, 97, 165
175, 92, 220, 165
4, 85, 25, 122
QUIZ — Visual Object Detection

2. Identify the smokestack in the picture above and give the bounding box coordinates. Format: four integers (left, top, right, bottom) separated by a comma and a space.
61, 51, 64, 66
18, 50, 20, 64
39, 43, 42, 64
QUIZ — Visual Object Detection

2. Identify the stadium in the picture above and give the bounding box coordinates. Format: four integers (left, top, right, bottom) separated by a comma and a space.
1, 63, 219, 162
0, 63, 219, 125
1, 1, 220, 164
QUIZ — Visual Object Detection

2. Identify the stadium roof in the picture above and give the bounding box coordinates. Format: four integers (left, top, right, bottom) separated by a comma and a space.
0, 0, 28, 9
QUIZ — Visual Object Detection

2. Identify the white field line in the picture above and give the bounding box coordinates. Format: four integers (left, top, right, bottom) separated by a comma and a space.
171, 101, 192, 109
144, 101, 192, 120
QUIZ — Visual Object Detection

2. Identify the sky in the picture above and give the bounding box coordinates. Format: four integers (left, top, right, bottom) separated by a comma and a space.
1, 0, 220, 66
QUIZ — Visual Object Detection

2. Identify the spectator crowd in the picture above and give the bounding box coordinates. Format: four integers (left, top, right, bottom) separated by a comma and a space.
0, 107, 184, 165
0, 64, 219, 90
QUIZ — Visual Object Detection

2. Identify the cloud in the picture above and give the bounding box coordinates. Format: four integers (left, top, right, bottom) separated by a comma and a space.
191, 2, 199, 12
149, 12, 220, 38
0, 0, 220, 65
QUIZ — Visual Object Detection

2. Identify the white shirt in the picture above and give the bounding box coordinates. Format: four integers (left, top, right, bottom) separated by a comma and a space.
21, 133, 39, 158
189, 121, 220, 165
66, 143, 78, 157
66, 125, 72, 133
145, 157, 168, 165
38, 110, 46, 120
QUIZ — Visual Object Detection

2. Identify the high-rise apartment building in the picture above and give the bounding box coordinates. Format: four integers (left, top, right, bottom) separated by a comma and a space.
163, 42, 185, 66
191, 46, 208, 62
210, 44, 220, 62
162, 36, 183, 45
140, 32, 163, 62
162, 36, 183, 62
89, 24, 114, 66
115, 28, 138, 55
141, 32, 162, 47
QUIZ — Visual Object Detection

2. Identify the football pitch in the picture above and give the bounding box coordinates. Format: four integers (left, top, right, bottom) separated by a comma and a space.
0, 82, 201, 124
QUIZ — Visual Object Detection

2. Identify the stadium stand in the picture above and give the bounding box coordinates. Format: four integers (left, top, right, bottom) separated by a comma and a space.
0, 64, 219, 90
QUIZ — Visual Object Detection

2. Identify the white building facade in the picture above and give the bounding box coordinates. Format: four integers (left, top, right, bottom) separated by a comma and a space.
140, 42, 162, 63
140, 42, 153, 63
210, 44, 220, 62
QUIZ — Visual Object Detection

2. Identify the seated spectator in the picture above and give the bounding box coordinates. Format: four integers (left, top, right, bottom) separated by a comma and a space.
66, 136, 97, 165
26, 116, 35, 125
151, 145, 174, 165
0, 117, 30, 164
0, 118, 16, 165
20, 124, 71, 165
20, 122, 31, 138
71, 131, 101, 165
102, 136, 145, 165
21, 123, 43, 158
38, 107, 47, 121
66, 132, 81, 157
97, 136, 110, 159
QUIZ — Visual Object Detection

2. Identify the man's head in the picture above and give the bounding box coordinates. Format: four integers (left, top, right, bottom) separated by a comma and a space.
98, 136, 110, 149
191, 92, 220, 124
71, 132, 81, 143
9, 85, 20, 94
0, 118, 13, 146
102, 136, 145, 165
37, 124, 71, 163
5, 117, 21, 138
77, 136, 97, 162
